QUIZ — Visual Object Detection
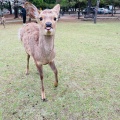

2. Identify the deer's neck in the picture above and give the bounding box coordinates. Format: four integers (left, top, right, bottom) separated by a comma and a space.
39, 34, 55, 55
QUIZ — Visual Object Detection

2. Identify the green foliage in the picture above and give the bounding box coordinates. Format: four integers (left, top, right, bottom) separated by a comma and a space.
59, 0, 69, 7
26, 0, 120, 9
29, 0, 43, 8
113, 0, 120, 7
44, 0, 55, 4
0, 2, 9, 10
97, 0, 120, 7
28, 0, 55, 8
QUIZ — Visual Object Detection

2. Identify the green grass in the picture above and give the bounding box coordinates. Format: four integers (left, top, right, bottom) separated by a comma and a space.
0, 20, 120, 120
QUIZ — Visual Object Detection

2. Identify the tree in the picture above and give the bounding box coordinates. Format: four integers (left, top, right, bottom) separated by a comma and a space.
0, 0, 11, 16
56, 0, 61, 3
0, 0, 4, 16
8, 1, 12, 14
13, 0, 19, 18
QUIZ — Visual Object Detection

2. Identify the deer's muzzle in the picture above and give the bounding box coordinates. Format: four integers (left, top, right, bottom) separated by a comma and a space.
45, 22, 52, 30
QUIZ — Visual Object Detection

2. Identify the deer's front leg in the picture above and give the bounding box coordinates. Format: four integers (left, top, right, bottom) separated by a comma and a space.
26, 54, 30, 75
35, 62, 46, 101
49, 61, 58, 87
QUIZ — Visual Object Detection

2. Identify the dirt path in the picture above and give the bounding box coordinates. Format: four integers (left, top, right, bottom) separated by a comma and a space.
3, 13, 120, 24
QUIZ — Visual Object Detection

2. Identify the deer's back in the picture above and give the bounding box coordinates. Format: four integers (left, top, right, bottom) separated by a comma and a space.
20, 23, 39, 56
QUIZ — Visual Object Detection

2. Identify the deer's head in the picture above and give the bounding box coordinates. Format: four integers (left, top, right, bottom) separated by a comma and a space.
24, 2, 60, 35
38, 5, 60, 36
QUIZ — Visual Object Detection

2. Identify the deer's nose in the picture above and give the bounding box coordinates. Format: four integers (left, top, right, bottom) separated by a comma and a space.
46, 22, 52, 27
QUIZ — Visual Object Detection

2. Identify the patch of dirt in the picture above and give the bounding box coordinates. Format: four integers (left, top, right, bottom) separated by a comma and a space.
2, 13, 120, 25
59, 14, 120, 23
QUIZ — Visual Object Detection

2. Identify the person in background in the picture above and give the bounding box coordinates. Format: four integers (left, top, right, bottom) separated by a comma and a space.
21, 5, 26, 24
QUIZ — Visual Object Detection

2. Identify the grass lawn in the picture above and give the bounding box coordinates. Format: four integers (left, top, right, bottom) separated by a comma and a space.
0, 20, 120, 120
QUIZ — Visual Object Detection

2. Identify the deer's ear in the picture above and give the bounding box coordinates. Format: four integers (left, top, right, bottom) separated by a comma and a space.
34, 10, 40, 19
24, 2, 40, 19
52, 4, 60, 16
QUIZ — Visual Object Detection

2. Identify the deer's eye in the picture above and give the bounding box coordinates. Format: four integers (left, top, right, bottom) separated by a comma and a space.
40, 17, 43, 21
54, 17, 57, 21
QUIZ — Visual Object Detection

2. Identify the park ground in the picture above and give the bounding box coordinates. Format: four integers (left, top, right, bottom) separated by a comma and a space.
2, 12, 120, 23
0, 14, 120, 120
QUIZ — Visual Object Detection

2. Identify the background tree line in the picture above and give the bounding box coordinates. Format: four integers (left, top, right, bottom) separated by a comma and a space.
28, 0, 120, 9
0, 0, 120, 16
1, 0, 120, 11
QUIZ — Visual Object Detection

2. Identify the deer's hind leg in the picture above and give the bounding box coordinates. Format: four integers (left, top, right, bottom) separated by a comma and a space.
26, 54, 30, 75
3, 22, 5, 28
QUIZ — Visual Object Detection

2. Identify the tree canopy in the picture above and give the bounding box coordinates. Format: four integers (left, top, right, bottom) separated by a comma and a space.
0, 0, 120, 12
28, 0, 120, 8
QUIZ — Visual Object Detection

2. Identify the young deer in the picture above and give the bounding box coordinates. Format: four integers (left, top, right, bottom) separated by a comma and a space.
1, 16, 6, 28
19, 4, 60, 101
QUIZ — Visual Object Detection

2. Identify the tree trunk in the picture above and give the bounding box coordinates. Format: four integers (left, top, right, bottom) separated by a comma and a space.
8, 1, 12, 14
111, 3, 114, 16
94, 0, 100, 24
87, 0, 91, 15
78, 2, 80, 19
0, 1, 3, 16
14, 0, 18, 18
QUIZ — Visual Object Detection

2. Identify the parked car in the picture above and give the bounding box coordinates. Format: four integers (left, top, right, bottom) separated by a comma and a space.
0, 9, 10, 16
105, 5, 113, 14
12, 8, 22, 14
82, 7, 95, 15
98, 8, 109, 14
106, 5, 113, 11
98, 8, 104, 14
5, 9, 10, 14
108, 9, 112, 14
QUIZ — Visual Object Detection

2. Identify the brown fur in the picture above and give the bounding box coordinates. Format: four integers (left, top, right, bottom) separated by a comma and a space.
19, 4, 60, 101
24, 2, 40, 20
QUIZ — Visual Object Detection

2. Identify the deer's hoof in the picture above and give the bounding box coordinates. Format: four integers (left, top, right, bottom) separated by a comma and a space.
42, 98, 48, 102
26, 72, 29, 75
54, 82, 58, 87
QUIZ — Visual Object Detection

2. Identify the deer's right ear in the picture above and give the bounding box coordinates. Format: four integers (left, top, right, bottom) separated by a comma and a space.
52, 4, 60, 16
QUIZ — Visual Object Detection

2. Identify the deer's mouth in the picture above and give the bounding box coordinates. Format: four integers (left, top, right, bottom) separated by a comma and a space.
45, 27, 52, 31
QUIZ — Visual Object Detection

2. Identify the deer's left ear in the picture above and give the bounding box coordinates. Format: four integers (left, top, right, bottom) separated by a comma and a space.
24, 2, 40, 19
52, 4, 60, 16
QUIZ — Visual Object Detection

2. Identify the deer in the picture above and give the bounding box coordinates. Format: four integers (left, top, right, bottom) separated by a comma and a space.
19, 4, 60, 101
1, 16, 6, 28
